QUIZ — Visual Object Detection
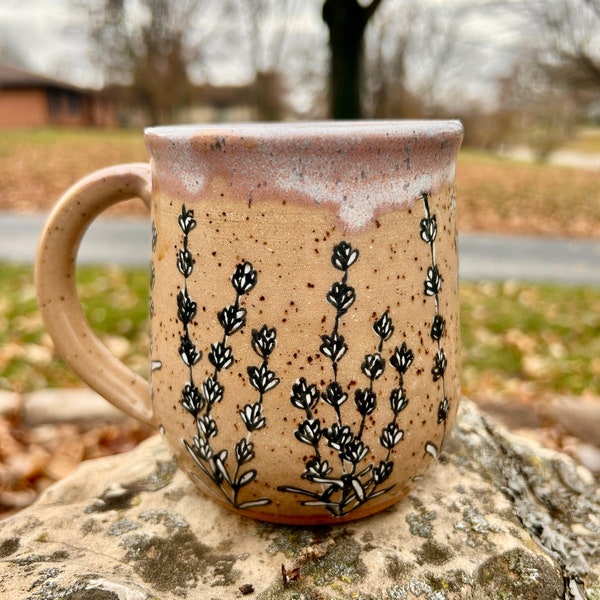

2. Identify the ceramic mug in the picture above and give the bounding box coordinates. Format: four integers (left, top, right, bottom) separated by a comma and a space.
36, 121, 463, 525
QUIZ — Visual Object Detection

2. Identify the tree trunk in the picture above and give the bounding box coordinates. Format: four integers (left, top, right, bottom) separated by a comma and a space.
322, 0, 383, 119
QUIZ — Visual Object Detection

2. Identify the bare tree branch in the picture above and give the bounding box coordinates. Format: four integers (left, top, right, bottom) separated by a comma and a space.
80, 0, 222, 124
518, 0, 600, 101
364, 0, 385, 21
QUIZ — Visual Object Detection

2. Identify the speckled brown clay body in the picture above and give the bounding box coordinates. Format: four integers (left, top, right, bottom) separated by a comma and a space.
36, 121, 463, 525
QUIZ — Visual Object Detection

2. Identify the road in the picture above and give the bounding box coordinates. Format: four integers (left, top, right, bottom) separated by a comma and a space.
0, 212, 150, 268
458, 233, 600, 286
1, 212, 599, 286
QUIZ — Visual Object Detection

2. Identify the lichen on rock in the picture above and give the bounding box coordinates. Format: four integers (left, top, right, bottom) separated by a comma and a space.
0, 399, 597, 599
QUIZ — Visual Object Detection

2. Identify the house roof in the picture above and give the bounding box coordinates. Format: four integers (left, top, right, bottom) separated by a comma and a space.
0, 64, 90, 93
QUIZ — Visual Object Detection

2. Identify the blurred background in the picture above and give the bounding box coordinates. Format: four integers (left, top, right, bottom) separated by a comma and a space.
0, 0, 599, 516
0, 0, 599, 149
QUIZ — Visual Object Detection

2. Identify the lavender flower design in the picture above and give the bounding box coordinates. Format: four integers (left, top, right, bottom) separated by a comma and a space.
279, 242, 414, 517
176, 204, 275, 509
171, 194, 450, 517
420, 192, 451, 459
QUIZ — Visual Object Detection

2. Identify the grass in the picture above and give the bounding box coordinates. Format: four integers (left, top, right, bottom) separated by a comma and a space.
0, 127, 148, 216
560, 127, 600, 154
461, 280, 600, 400
0, 125, 599, 401
0, 126, 144, 153
0, 263, 149, 392
456, 149, 600, 238
1, 263, 599, 401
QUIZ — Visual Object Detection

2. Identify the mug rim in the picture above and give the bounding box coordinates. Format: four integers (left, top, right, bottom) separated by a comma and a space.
144, 119, 463, 141
143, 119, 463, 233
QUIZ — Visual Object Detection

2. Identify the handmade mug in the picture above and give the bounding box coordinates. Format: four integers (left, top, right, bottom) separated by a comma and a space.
36, 121, 463, 525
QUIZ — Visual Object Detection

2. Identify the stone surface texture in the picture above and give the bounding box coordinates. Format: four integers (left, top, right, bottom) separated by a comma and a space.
0, 399, 598, 600
20, 388, 126, 426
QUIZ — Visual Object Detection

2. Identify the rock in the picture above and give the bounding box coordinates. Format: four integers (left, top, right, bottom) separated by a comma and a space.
22, 388, 127, 426
0, 399, 598, 600
541, 395, 600, 447
563, 440, 600, 476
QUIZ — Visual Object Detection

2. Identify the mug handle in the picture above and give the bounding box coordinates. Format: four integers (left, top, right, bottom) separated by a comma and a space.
35, 163, 158, 429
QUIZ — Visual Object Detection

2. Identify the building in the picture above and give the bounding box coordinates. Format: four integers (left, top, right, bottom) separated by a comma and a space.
0, 64, 116, 128
108, 73, 287, 127
0, 64, 289, 128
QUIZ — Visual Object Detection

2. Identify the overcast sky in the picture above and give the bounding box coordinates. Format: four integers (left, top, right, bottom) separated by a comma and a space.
0, 0, 327, 88
0, 0, 97, 84
0, 0, 518, 110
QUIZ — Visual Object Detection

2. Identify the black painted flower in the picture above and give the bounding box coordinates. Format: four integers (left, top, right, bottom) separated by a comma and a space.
331, 241, 359, 271
430, 315, 446, 341
340, 439, 369, 464
424, 265, 442, 296
251, 325, 277, 359
438, 397, 449, 424
181, 383, 203, 416
320, 332, 347, 363
177, 248, 194, 278
192, 435, 212, 461
177, 289, 197, 324
326, 281, 356, 314
202, 376, 224, 406
178, 205, 196, 234
420, 215, 437, 243
218, 304, 247, 335
231, 261, 258, 295
324, 423, 354, 452
361, 353, 385, 380
240, 402, 266, 431
235, 438, 255, 465
294, 418, 322, 445
380, 422, 404, 450
302, 458, 332, 480
373, 460, 394, 485
321, 381, 348, 411
432, 349, 447, 381
390, 342, 414, 374
290, 378, 320, 412
208, 341, 233, 371
199, 414, 218, 439
389, 387, 409, 415
373, 311, 394, 343
179, 333, 202, 367
247, 363, 280, 394
354, 388, 377, 416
